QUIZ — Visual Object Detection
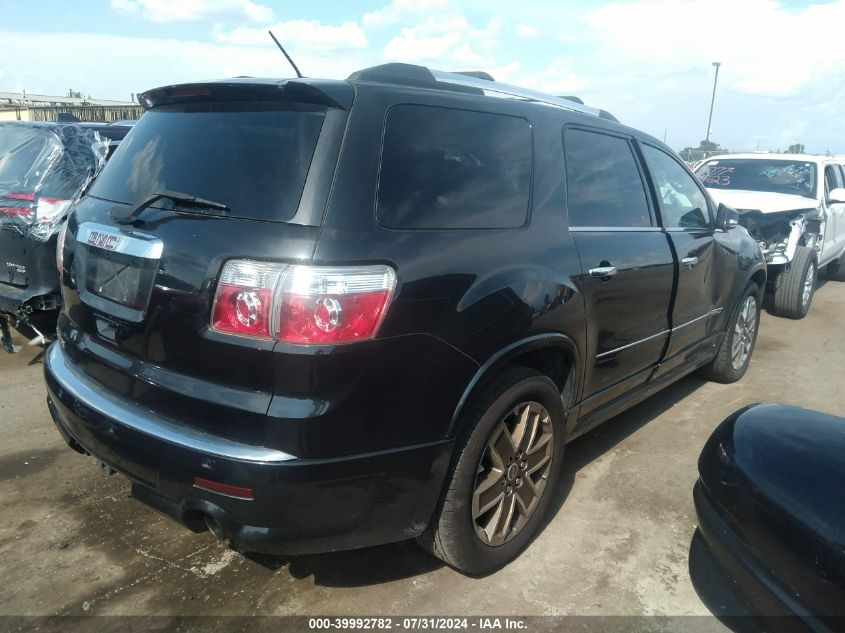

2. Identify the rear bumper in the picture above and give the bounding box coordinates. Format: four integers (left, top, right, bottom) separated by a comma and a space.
0, 282, 59, 314
45, 341, 454, 555
0, 229, 60, 314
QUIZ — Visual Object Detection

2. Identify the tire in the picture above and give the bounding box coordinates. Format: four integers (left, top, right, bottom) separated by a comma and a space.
826, 255, 845, 282
418, 366, 566, 575
699, 283, 761, 384
771, 246, 817, 319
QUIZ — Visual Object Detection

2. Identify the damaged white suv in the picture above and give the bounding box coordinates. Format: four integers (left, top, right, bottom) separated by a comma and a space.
695, 154, 845, 318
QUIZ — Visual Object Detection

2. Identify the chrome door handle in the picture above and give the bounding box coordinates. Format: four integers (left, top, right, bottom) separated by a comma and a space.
589, 266, 617, 278
682, 256, 699, 269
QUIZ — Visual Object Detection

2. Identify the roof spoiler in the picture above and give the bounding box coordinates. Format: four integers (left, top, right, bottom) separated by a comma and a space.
139, 80, 351, 111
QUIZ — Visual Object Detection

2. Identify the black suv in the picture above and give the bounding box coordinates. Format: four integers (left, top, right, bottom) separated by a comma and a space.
45, 64, 766, 575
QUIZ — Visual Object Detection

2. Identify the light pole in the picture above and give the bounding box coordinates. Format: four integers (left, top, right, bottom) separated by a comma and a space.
705, 61, 721, 144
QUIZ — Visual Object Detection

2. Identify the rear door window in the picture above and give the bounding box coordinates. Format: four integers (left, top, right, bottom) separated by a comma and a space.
376, 105, 532, 229
0, 126, 60, 188
641, 144, 711, 229
564, 128, 653, 227
89, 101, 326, 222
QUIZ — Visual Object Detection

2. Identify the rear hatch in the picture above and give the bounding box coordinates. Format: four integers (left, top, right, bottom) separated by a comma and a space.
60, 80, 352, 446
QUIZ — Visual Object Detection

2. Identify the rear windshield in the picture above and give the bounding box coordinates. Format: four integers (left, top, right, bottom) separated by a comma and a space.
0, 126, 59, 188
695, 158, 817, 198
89, 101, 326, 221
377, 104, 532, 229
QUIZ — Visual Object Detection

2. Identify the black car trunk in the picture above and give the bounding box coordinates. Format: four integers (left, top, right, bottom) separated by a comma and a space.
58, 82, 351, 446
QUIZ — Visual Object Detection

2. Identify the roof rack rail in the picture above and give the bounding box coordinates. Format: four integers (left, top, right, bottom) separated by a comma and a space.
454, 71, 495, 81
348, 63, 617, 121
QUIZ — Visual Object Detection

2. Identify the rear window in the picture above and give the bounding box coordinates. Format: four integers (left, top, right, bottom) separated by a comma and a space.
377, 105, 532, 229
695, 158, 817, 198
0, 126, 59, 188
89, 101, 326, 222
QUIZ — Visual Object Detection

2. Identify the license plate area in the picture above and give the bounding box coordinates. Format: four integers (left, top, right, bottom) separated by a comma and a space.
76, 222, 162, 323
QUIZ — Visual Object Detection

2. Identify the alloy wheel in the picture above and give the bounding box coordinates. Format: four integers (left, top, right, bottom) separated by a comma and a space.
472, 401, 554, 546
731, 296, 758, 370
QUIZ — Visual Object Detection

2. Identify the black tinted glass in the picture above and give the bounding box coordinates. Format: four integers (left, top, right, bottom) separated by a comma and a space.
825, 165, 844, 193
642, 145, 710, 229
89, 101, 326, 222
564, 129, 652, 227
377, 105, 532, 229
0, 126, 56, 187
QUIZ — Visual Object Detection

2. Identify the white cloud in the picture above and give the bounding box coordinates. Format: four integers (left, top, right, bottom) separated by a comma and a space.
0, 31, 377, 99
582, 0, 845, 96
111, 0, 274, 23
515, 24, 538, 39
363, 0, 447, 28
527, 59, 588, 95
215, 20, 367, 53
381, 13, 512, 72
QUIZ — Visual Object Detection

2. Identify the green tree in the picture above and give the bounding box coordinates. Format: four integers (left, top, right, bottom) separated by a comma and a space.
679, 140, 728, 163
786, 143, 805, 154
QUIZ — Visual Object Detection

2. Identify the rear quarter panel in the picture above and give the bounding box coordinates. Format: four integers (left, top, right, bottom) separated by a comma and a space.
311, 85, 587, 439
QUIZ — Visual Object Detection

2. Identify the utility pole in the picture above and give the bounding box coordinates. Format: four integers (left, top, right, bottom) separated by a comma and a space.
705, 62, 721, 144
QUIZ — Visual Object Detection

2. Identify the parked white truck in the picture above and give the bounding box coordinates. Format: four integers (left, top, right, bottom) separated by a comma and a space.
695, 154, 845, 318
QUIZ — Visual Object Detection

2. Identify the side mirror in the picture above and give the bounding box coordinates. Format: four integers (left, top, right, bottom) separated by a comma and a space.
716, 203, 740, 231
828, 187, 845, 204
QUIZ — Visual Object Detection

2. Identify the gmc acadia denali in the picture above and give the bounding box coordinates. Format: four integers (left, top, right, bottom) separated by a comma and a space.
45, 64, 766, 574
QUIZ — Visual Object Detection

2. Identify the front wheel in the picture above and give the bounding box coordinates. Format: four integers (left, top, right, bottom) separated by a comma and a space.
418, 366, 565, 575
771, 246, 817, 319
699, 284, 761, 383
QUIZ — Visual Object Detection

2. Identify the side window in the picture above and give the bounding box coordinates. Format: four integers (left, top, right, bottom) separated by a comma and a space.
376, 105, 532, 229
825, 165, 844, 198
564, 128, 652, 228
642, 145, 711, 229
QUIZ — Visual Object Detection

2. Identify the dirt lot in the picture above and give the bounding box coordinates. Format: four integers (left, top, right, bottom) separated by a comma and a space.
1, 280, 843, 622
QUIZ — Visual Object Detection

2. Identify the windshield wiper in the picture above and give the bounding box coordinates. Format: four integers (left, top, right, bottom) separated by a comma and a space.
110, 190, 229, 224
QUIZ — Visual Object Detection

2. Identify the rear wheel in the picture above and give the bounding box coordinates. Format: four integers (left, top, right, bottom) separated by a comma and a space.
699, 283, 761, 383
418, 366, 565, 575
771, 246, 817, 319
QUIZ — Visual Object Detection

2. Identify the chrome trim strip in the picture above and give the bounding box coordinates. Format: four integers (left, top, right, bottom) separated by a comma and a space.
569, 226, 663, 233
77, 222, 164, 260
596, 329, 668, 359
595, 308, 723, 359
46, 343, 296, 464
672, 307, 723, 332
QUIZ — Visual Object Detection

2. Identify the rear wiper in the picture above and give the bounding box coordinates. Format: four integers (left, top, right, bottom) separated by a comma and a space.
110, 190, 229, 224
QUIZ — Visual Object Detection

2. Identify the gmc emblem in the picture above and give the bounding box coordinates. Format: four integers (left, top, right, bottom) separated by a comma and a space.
87, 231, 120, 251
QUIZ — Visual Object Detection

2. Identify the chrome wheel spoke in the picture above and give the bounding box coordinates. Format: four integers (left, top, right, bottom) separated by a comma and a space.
472, 468, 504, 519
514, 477, 538, 515
525, 440, 552, 474
489, 494, 517, 545
472, 401, 554, 547
731, 296, 757, 370
490, 425, 516, 467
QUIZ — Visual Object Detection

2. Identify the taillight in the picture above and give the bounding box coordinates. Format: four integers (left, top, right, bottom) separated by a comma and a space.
35, 197, 72, 223
210, 261, 397, 345
0, 191, 35, 217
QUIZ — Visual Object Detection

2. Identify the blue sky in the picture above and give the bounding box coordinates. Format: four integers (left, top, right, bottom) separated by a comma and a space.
2, 0, 844, 153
